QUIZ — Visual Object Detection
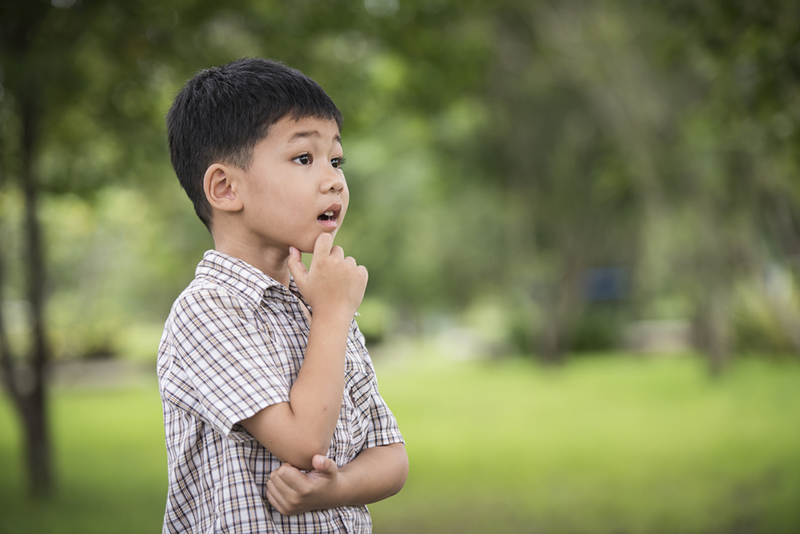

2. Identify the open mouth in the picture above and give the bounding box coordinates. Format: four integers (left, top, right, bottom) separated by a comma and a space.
317, 205, 341, 222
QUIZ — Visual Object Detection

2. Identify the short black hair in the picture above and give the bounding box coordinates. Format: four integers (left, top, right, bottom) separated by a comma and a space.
166, 58, 343, 229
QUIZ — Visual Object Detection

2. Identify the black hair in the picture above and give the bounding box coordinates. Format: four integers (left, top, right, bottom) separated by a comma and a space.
166, 58, 343, 230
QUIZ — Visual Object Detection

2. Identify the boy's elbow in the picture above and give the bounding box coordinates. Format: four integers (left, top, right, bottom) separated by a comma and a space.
397, 449, 409, 493
247, 428, 328, 469
387, 443, 409, 496
241, 405, 332, 469
303, 442, 332, 470
279, 438, 331, 470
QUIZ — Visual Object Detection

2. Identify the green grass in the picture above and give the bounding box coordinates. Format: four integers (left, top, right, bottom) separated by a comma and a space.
0, 383, 166, 534
1, 353, 799, 533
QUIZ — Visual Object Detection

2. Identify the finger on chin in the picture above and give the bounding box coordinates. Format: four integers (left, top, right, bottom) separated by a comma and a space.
313, 232, 334, 256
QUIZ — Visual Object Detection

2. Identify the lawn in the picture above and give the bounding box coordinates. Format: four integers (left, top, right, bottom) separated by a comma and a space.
1, 351, 799, 533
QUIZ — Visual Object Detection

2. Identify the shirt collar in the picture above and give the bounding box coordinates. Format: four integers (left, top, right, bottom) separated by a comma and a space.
196, 250, 289, 306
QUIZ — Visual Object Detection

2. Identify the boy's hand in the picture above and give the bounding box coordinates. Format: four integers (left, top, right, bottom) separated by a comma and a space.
288, 233, 368, 320
267, 454, 341, 515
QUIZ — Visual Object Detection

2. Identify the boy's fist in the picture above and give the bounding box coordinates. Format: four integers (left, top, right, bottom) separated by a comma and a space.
266, 455, 341, 516
287, 233, 368, 320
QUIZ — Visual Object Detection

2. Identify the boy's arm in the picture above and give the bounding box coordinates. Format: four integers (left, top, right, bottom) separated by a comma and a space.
266, 443, 408, 516
240, 234, 367, 470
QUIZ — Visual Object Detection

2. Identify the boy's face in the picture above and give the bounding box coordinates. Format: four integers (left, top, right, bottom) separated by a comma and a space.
235, 116, 348, 254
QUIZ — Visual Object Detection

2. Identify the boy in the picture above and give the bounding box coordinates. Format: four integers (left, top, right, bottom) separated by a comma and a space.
157, 58, 407, 533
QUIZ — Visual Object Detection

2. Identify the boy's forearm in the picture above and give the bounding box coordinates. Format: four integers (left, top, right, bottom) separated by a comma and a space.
336, 443, 409, 506
241, 309, 351, 469
265, 443, 408, 516
287, 311, 352, 452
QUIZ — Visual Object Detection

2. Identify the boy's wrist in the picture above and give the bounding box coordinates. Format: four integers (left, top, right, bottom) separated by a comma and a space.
308, 457, 350, 511
310, 304, 356, 328
328, 467, 353, 508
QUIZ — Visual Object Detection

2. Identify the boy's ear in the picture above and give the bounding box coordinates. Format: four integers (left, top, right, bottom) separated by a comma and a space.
204, 164, 243, 213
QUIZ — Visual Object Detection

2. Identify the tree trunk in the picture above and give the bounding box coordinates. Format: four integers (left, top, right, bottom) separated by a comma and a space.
17, 92, 53, 497
20, 391, 52, 494
693, 282, 731, 378
540, 314, 565, 365
1, 2, 65, 498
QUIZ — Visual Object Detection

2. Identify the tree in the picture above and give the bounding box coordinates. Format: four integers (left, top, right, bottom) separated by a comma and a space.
0, 0, 61, 497
652, 0, 800, 373
0, 0, 204, 495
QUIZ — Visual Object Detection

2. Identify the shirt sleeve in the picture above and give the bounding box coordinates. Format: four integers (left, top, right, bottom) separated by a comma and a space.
352, 326, 405, 449
160, 286, 292, 441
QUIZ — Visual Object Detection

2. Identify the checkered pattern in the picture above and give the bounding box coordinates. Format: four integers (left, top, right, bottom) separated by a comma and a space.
157, 250, 404, 533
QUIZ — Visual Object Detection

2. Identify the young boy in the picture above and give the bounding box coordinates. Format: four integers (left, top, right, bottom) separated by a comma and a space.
157, 58, 407, 533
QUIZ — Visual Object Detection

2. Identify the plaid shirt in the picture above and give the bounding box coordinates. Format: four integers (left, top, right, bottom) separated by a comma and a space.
157, 250, 404, 533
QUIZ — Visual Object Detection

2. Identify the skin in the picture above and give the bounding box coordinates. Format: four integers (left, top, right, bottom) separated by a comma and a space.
202, 115, 408, 515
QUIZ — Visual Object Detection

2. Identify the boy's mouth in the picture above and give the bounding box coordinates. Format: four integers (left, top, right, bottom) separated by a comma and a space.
317, 204, 342, 225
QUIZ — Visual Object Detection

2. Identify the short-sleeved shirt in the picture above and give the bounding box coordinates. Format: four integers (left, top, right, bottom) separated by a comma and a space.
157, 250, 404, 534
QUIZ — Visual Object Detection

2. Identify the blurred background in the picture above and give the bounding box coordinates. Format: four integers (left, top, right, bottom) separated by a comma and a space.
1, 0, 800, 532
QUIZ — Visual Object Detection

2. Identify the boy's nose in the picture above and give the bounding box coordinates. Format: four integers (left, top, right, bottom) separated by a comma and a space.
321, 169, 345, 194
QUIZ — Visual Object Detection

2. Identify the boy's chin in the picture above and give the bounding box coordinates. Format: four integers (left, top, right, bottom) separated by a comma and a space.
301, 230, 338, 253
293, 244, 320, 255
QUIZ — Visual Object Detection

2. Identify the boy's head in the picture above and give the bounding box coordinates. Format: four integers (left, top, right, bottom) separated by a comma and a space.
167, 58, 343, 230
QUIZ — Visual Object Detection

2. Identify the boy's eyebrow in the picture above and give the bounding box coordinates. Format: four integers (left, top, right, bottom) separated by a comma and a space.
288, 130, 342, 145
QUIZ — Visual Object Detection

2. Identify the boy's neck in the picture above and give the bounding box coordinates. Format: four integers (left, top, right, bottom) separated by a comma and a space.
214, 236, 292, 288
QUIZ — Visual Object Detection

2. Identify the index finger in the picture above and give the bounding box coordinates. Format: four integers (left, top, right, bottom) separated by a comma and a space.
312, 232, 334, 259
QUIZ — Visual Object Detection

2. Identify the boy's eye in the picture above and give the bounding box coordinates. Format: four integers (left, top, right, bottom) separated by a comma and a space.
331, 156, 346, 169
294, 154, 312, 165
